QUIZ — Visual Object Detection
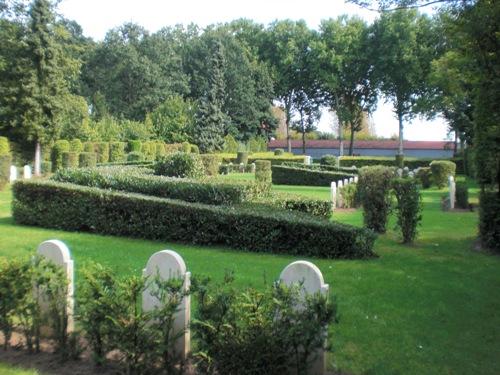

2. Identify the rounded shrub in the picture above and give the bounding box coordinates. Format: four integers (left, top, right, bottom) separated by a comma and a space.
455, 181, 469, 209
430, 160, 456, 188
181, 141, 191, 153
94, 142, 110, 164
416, 167, 432, 189
128, 140, 142, 153
51, 140, 70, 172
0, 137, 10, 155
154, 152, 205, 179
200, 154, 221, 176
274, 148, 284, 156
83, 142, 94, 153
69, 139, 83, 153
79, 152, 97, 168
62, 152, 79, 169
236, 151, 249, 165
255, 160, 272, 185
392, 178, 422, 243
127, 151, 144, 162
190, 144, 200, 154
320, 154, 338, 167
109, 142, 126, 162
358, 166, 394, 233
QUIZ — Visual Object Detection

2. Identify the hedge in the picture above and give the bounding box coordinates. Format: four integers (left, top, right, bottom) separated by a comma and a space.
79, 152, 97, 168
200, 154, 221, 176
255, 160, 272, 185
0, 137, 10, 154
94, 142, 110, 164
284, 162, 358, 175
0, 154, 11, 190
69, 139, 83, 153
338, 156, 462, 170
128, 140, 142, 153
430, 160, 456, 188
52, 167, 265, 205
272, 165, 355, 186
455, 181, 468, 209
61, 151, 79, 169
109, 142, 126, 163
12, 180, 376, 259
51, 140, 70, 172
479, 191, 500, 253
248, 192, 332, 219
127, 151, 144, 162
219, 153, 306, 166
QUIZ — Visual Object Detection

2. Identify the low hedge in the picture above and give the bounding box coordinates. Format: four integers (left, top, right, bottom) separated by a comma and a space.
272, 165, 355, 186
284, 162, 358, 175
127, 151, 144, 162
219, 152, 306, 166
52, 167, 265, 205
12, 180, 376, 259
255, 160, 272, 185
69, 139, 83, 153
79, 152, 97, 168
200, 154, 221, 176
249, 192, 332, 219
109, 142, 126, 163
61, 152, 79, 169
338, 156, 460, 170
94, 142, 110, 164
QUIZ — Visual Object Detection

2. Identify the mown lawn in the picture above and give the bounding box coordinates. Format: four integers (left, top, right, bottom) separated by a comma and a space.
0, 177, 499, 375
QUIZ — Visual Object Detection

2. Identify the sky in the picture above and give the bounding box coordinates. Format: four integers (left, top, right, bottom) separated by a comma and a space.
57, 0, 451, 141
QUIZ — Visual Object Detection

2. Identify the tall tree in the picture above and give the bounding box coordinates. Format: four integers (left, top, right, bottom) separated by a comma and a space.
291, 91, 322, 154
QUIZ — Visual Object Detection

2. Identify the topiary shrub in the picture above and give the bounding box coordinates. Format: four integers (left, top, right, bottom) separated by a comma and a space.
79, 152, 97, 168
69, 139, 83, 153
154, 152, 205, 179
392, 178, 422, 244
51, 140, 70, 172
0, 154, 11, 190
155, 142, 166, 160
94, 142, 110, 164
0, 137, 10, 155
358, 166, 394, 233
200, 154, 220, 176
128, 140, 142, 153
479, 191, 500, 253
62, 152, 79, 169
416, 167, 432, 188
83, 142, 94, 153
274, 148, 284, 156
236, 151, 249, 165
127, 151, 144, 162
190, 144, 200, 154
455, 181, 469, 209
255, 160, 272, 184
141, 141, 156, 161
109, 142, 126, 163
430, 160, 456, 188
181, 141, 191, 153
321, 154, 338, 167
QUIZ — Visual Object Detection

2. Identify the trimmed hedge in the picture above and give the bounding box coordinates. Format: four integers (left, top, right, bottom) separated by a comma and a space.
274, 148, 284, 156
455, 181, 469, 209
479, 191, 500, 253
250, 192, 332, 219
51, 140, 70, 172
200, 154, 221, 176
52, 167, 265, 205
272, 165, 355, 186
61, 151, 79, 169
94, 142, 110, 164
142, 141, 157, 161
69, 139, 83, 153
0, 154, 11, 190
154, 152, 205, 179
284, 162, 358, 174
0, 137, 10, 154
430, 160, 456, 188
236, 151, 249, 165
12, 180, 376, 259
109, 142, 126, 163
338, 156, 461, 170
83, 142, 94, 153
255, 160, 272, 185
127, 151, 144, 162
320, 154, 338, 167
128, 140, 142, 153
219, 153, 306, 166
79, 152, 97, 168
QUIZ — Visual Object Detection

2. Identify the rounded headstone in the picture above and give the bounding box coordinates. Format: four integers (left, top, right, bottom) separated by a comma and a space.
280, 260, 326, 294
143, 250, 186, 280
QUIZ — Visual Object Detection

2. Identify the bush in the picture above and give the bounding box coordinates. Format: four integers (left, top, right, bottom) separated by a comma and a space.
79, 152, 97, 168
321, 154, 338, 167
0, 136, 10, 154
181, 141, 191, 153
236, 151, 249, 165
0, 154, 11, 190
479, 191, 500, 253
155, 141, 166, 160
94, 142, 110, 164
190, 144, 200, 154
192, 274, 337, 375
164, 143, 184, 154
127, 140, 142, 153
339, 183, 360, 209
41, 160, 52, 175
53, 167, 265, 205
200, 154, 220, 176
69, 139, 83, 153
62, 152, 79, 169
13, 180, 377, 258
392, 178, 422, 243
395, 154, 404, 168
274, 148, 284, 156
255, 160, 272, 186
109, 142, 126, 163
358, 166, 394, 233
416, 167, 432, 189
154, 152, 205, 179
51, 140, 70, 172
223, 134, 238, 153
430, 160, 456, 188
142, 141, 157, 161
83, 142, 94, 153
455, 181, 469, 209
127, 151, 144, 162
272, 165, 355, 187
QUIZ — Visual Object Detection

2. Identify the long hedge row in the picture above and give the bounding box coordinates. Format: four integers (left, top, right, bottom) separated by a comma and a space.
12, 180, 376, 259
52, 167, 264, 205
337, 156, 464, 172
272, 165, 355, 186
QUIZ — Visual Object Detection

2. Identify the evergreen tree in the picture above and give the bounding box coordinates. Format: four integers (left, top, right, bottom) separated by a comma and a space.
192, 41, 228, 153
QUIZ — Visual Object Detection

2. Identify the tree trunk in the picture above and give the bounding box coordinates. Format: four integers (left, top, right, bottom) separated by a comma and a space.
453, 131, 458, 156
301, 114, 306, 155
34, 141, 41, 176
397, 111, 404, 156
338, 118, 344, 157
349, 122, 355, 156
285, 100, 292, 153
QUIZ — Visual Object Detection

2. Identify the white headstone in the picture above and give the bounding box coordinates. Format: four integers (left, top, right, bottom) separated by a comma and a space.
330, 182, 336, 211
354, 176, 358, 184
37, 240, 74, 332
448, 175, 456, 210
250, 162, 256, 173
9, 166, 17, 182
343, 178, 349, 186
143, 250, 191, 360
304, 155, 312, 165
280, 261, 329, 375
23, 165, 32, 179
349, 177, 354, 184
336, 180, 343, 208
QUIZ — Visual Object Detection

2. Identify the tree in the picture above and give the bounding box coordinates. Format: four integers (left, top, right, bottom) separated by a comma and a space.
315, 16, 377, 156
151, 95, 195, 143
192, 40, 228, 153
370, 10, 438, 157
291, 91, 321, 154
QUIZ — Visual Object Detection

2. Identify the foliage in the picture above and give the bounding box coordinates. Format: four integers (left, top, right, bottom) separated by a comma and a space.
392, 178, 422, 243
236, 151, 249, 165
190, 144, 199, 154
358, 166, 394, 233
51, 140, 70, 172
200, 154, 221, 176
192, 274, 337, 375
142, 141, 157, 161
12, 179, 377, 258
430, 160, 456, 188
127, 151, 144, 162
478, 190, 500, 253
274, 148, 284, 156
455, 181, 468, 209
0, 137, 11, 154
272, 165, 355, 187
154, 152, 205, 179
416, 167, 432, 188
320, 154, 338, 167
252, 192, 332, 219
0, 154, 11, 190
339, 183, 361, 209
78, 152, 96, 168
69, 139, 83, 153
109, 142, 126, 163
128, 140, 142, 153
151, 95, 195, 143
94, 142, 110, 164
223, 134, 238, 153
61, 151, 79, 169
255, 160, 272, 185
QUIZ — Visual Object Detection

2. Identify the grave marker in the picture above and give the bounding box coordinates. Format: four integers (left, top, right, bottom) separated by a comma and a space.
448, 175, 456, 210
23, 165, 32, 179
9, 166, 17, 182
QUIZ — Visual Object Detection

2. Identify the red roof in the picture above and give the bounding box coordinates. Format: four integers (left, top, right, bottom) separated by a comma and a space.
268, 140, 454, 150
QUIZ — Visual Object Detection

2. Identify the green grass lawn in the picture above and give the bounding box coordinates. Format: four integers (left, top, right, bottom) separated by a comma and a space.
0, 178, 499, 375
